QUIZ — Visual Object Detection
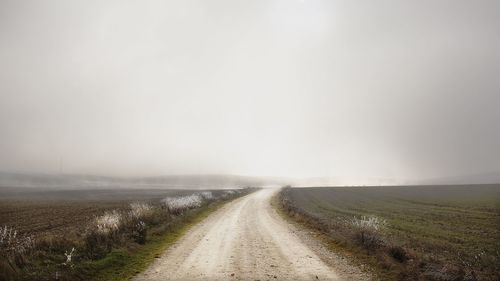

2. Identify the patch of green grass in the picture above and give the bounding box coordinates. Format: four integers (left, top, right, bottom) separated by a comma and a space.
279, 185, 500, 281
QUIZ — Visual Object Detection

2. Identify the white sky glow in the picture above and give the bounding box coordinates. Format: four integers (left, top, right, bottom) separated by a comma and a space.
0, 0, 499, 182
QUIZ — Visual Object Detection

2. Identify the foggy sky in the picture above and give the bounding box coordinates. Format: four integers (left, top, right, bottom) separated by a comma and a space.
1, 0, 499, 181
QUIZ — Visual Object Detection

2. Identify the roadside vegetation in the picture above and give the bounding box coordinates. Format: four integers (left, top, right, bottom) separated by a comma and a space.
279, 185, 500, 281
0, 188, 255, 280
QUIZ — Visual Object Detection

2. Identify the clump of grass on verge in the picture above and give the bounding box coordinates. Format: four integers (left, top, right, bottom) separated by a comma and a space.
199, 191, 214, 200
129, 202, 154, 221
0, 225, 35, 255
0, 225, 35, 280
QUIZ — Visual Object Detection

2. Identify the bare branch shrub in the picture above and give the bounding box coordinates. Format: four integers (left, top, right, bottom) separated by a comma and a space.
132, 221, 147, 244
199, 191, 214, 200
85, 210, 122, 258
63, 247, 76, 266
129, 202, 154, 222
0, 225, 35, 274
95, 210, 122, 235
349, 216, 386, 250
162, 194, 203, 215
222, 190, 236, 198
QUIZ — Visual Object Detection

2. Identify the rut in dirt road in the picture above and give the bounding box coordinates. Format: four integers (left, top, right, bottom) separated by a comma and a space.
134, 189, 340, 281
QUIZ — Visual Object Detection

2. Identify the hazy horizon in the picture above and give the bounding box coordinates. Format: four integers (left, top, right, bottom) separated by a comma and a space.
1, 0, 499, 182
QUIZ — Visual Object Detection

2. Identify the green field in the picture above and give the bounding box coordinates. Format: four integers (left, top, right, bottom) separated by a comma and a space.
280, 185, 500, 281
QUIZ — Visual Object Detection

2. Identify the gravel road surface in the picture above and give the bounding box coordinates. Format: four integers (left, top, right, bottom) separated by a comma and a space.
134, 189, 369, 281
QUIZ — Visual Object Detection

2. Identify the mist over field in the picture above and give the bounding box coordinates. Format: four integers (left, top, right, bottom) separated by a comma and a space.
1, 0, 499, 185
1, 2, 500, 281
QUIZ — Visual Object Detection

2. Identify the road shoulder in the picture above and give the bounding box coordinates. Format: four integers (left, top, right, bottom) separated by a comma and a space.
270, 191, 373, 281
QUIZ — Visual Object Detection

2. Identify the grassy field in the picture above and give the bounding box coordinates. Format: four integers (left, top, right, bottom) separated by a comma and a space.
279, 185, 500, 281
0, 187, 253, 280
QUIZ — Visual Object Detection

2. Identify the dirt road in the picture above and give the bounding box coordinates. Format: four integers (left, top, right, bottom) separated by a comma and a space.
134, 189, 367, 281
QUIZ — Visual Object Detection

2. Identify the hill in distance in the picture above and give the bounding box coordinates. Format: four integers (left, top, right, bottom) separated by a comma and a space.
1, 171, 498, 191
0, 172, 286, 190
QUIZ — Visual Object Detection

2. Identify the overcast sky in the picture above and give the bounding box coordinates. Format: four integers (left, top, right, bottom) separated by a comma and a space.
0, 0, 499, 181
